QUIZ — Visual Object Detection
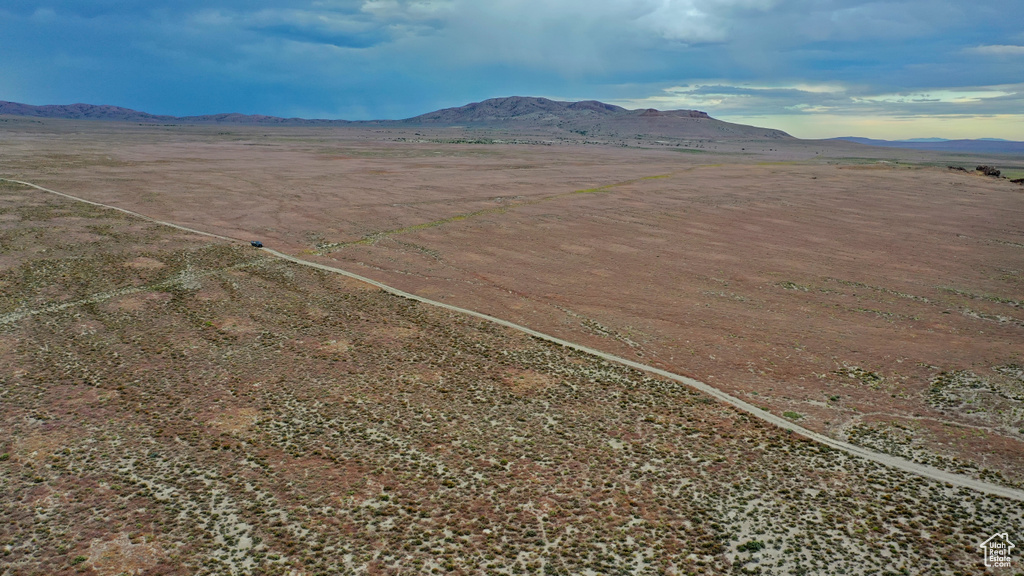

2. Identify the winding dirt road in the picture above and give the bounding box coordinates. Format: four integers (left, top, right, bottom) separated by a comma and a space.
5, 176, 1023, 501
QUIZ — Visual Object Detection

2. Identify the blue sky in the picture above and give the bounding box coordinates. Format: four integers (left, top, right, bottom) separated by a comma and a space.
1, 0, 1022, 138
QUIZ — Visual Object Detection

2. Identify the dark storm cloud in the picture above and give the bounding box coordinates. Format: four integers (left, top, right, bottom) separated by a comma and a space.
0, 0, 1022, 135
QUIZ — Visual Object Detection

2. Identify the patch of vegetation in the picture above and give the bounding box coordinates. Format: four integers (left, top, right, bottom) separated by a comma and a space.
929, 371, 987, 409
777, 281, 811, 292
737, 540, 766, 553
844, 422, 1017, 488
995, 364, 1024, 383
834, 366, 883, 388
824, 277, 931, 303
929, 369, 1024, 406
0, 179, 30, 190
939, 286, 1023, 308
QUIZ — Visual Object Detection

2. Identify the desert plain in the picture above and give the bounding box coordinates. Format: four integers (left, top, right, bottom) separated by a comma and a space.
1, 114, 1024, 575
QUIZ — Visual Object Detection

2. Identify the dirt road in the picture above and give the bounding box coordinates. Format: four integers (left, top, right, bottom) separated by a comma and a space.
5, 176, 1023, 501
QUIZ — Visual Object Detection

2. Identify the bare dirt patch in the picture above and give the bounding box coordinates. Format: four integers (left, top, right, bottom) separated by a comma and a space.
124, 256, 166, 270
501, 368, 555, 396
317, 338, 351, 353
14, 430, 71, 462
209, 407, 260, 435
86, 533, 165, 576
107, 290, 172, 312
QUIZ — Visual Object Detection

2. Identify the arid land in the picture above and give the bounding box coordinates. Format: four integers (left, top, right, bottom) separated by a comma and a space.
2, 116, 1024, 574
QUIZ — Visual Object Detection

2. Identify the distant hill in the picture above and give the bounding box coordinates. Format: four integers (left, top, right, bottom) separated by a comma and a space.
0, 97, 792, 140
0, 101, 171, 122
0, 101, 346, 125
403, 96, 632, 123
402, 96, 792, 139
833, 136, 1024, 155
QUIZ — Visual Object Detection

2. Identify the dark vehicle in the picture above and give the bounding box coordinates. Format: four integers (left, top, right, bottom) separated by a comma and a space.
250, 241, 263, 248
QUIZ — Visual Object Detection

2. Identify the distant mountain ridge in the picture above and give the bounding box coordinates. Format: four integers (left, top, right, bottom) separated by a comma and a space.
0, 101, 338, 125
404, 96, 710, 123
833, 136, 1024, 155
398, 96, 789, 139
0, 97, 792, 140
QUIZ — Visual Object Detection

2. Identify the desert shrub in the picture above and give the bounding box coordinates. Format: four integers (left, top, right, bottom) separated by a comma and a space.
738, 540, 766, 553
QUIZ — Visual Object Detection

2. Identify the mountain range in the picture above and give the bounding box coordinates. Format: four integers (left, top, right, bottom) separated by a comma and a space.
0, 101, 329, 125
0, 96, 790, 140
6, 98, 1021, 152
833, 136, 1024, 155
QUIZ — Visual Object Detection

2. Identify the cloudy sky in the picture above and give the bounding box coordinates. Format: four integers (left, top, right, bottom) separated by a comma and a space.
1, 0, 1022, 138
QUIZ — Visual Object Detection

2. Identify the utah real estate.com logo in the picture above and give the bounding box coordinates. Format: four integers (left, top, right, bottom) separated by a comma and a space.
980, 532, 1015, 569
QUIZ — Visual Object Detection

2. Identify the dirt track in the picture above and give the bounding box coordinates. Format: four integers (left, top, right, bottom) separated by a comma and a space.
6, 175, 1023, 502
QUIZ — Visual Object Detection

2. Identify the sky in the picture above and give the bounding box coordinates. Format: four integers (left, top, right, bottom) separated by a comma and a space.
1, 0, 1023, 139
